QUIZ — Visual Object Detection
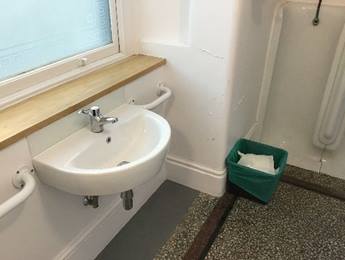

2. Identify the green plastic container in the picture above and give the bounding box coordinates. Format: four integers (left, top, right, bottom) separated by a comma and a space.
226, 138, 288, 203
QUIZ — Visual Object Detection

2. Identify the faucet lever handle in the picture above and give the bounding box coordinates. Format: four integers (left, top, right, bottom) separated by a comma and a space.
78, 106, 101, 117
78, 108, 90, 115
78, 109, 90, 115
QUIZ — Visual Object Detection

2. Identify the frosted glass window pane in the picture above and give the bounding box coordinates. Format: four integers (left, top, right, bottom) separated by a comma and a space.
0, 0, 113, 80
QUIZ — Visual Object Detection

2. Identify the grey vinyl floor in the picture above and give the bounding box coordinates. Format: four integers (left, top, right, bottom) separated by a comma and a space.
95, 181, 198, 260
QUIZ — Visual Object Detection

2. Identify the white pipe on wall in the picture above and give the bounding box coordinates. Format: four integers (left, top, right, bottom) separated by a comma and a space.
128, 83, 172, 110
141, 86, 172, 110
0, 167, 35, 219
313, 24, 345, 150
255, 4, 284, 139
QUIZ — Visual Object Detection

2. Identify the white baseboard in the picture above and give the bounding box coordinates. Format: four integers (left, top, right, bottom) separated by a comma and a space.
55, 170, 166, 260
166, 156, 226, 197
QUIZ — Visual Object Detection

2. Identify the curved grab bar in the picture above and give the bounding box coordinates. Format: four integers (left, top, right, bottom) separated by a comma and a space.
0, 168, 36, 219
139, 84, 172, 110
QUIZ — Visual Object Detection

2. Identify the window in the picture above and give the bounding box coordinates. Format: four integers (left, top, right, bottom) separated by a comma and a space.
0, 0, 120, 104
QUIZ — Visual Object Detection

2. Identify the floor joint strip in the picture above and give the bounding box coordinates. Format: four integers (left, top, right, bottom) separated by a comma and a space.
182, 193, 237, 260
281, 175, 345, 202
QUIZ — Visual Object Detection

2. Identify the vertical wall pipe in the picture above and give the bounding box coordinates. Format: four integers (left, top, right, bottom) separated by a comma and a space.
313, 24, 345, 150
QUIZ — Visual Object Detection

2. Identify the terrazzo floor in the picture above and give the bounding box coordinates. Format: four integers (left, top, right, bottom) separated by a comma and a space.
156, 165, 345, 260
206, 182, 345, 259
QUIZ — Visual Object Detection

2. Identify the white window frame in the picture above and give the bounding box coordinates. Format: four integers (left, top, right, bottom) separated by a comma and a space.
0, 0, 126, 109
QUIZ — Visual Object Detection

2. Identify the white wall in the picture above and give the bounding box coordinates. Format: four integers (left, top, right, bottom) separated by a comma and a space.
138, 0, 235, 171
136, 0, 234, 195
226, 0, 278, 146
0, 73, 168, 260
127, 0, 279, 195
137, 0, 191, 44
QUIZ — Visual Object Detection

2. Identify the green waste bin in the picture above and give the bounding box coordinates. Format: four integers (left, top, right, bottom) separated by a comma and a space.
226, 138, 288, 203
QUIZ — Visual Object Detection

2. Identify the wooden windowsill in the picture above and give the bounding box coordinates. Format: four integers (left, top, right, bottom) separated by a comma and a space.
0, 55, 166, 150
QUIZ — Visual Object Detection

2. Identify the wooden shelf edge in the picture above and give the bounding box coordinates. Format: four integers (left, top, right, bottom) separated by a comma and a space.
0, 55, 166, 150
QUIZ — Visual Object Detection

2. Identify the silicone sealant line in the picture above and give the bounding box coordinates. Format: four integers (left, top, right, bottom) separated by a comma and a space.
318, 146, 327, 174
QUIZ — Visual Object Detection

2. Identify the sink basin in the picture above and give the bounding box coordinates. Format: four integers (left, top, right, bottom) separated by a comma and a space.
33, 105, 171, 195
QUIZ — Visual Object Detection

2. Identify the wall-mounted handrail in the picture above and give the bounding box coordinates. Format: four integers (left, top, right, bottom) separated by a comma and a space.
141, 84, 172, 110
129, 83, 172, 110
0, 167, 35, 219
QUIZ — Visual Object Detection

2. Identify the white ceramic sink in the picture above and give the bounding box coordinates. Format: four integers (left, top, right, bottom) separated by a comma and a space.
33, 105, 171, 195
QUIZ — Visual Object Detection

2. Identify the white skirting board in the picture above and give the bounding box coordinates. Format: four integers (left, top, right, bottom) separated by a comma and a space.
55, 169, 166, 260
166, 156, 227, 197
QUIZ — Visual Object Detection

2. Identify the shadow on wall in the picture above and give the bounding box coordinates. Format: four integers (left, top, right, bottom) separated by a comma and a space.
227, 0, 277, 147
252, 0, 264, 24
0, 204, 22, 233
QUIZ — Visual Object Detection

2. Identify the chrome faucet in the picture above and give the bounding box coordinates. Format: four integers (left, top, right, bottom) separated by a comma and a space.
79, 105, 118, 133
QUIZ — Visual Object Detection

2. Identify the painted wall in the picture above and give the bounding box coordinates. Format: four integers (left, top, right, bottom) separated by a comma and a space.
137, 0, 191, 44
129, 0, 279, 194
138, 0, 232, 172
226, 0, 278, 146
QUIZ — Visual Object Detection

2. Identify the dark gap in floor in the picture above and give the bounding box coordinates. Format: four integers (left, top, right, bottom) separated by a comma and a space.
182, 192, 238, 260
155, 193, 218, 260
283, 164, 345, 200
